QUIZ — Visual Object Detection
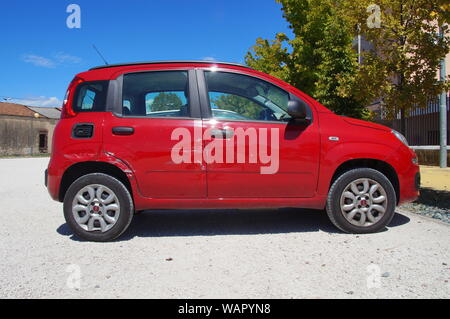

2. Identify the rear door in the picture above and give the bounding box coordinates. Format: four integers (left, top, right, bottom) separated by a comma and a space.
197, 69, 320, 198
102, 69, 206, 198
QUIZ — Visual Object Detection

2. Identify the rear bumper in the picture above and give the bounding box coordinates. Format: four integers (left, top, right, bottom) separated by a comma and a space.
46, 163, 64, 202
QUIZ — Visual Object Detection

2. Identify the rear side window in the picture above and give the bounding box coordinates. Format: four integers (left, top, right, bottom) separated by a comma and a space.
74, 81, 108, 112
122, 71, 190, 117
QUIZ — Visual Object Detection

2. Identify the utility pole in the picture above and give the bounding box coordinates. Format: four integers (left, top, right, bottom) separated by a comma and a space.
439, 26, 448, 168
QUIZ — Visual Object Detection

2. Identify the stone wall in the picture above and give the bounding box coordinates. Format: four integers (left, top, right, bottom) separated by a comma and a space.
0, 115, 58, 156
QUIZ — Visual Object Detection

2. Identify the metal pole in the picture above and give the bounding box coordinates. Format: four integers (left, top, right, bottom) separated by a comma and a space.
357, 24, 362, 65
439, 27, 447, 168
358, 34, 362, 65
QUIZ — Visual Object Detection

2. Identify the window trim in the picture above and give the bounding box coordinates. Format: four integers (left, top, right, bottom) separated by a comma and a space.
73, 80, 109, 113
196, 69, 313, 125
113, 69, 201, 119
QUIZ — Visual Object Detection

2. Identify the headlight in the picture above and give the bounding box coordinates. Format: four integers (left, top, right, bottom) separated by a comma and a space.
392, 130, 409, 146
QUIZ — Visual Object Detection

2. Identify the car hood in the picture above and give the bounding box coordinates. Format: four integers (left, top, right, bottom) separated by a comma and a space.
342, 117, 390, 132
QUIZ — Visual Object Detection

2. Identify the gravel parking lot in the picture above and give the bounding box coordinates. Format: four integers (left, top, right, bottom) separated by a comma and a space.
0, 158, 449, 299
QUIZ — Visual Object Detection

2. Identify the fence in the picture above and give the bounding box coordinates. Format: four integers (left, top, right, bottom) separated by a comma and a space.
376, 94, 450, 146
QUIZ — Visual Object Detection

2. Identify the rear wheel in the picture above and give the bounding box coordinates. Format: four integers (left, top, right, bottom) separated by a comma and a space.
63, 173, 134, 242
326, 168, 396, 234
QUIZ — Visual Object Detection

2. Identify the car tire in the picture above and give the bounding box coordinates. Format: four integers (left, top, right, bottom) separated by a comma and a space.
63, 173, 134, 242
326, 168, 396, 234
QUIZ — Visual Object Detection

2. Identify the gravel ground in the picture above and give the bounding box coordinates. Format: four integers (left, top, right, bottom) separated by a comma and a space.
400, 166, 450, 224
0, 158, 449, 299
401, 188, 450, 224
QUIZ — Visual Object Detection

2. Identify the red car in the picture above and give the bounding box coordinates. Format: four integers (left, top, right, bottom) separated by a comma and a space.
46, 61, 420, 241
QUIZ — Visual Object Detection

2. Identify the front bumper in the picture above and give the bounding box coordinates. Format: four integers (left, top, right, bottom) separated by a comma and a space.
385, 145, 420, 205
415, 172, 421, 191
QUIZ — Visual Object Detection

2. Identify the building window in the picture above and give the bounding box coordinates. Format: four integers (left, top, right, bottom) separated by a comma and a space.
39, 131, 48, 153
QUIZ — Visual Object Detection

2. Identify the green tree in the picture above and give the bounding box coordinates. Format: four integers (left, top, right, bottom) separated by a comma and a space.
343, 0, 449, 133
245, 0, 371, 119
314, 8, 372, 118
212, 94, 261, 119
150, 92, 183, 112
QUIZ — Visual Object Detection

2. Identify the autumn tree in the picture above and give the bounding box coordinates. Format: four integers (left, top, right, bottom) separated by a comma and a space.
343, 0, 449, 134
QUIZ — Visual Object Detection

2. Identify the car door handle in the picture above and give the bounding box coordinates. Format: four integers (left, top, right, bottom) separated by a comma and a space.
112, 127, 134, 136
209, 128, 234, 139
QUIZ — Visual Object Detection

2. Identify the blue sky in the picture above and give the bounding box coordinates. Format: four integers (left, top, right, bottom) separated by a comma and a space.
0, 0, 291, 107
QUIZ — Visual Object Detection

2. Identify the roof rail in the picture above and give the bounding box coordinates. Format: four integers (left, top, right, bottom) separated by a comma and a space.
89, 60, 251, 71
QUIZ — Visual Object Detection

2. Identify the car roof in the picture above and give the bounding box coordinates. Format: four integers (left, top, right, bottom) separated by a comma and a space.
89, 60, 252, 71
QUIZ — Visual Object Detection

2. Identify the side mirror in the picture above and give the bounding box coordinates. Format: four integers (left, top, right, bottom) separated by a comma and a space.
287, 99, 308, 119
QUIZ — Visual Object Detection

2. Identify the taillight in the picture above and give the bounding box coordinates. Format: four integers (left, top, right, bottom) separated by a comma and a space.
61, 77, 83, 119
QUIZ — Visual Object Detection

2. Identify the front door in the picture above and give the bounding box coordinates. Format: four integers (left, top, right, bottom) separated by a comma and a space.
102, 70, 206, 199
198, 70, 320, 198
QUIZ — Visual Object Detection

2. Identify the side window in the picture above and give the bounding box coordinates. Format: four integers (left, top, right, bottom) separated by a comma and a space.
205, 71, 290, 122
122, 71, 190, 117
74, 81, 108, 112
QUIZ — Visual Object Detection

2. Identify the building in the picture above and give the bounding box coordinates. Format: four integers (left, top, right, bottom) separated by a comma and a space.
0, 102, 61, 156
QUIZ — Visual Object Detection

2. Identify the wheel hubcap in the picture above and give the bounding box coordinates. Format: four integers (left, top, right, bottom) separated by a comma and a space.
72, 184, 120, 233
340, 178, 388, 227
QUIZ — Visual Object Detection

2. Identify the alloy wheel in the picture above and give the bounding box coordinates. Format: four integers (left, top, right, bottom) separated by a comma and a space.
71, 184, 121, 232
339, 178, 388, 227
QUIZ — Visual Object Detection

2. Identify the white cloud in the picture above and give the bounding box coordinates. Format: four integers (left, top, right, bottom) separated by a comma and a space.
54, 52, 82, 64
22, 52, 82, 68
11, 96, 62, 107
202, 56, 218, 62
22, 54, 56, 68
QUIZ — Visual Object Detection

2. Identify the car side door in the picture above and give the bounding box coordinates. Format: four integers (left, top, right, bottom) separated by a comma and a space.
197, 69, 320, 198
102, 69, 206, 199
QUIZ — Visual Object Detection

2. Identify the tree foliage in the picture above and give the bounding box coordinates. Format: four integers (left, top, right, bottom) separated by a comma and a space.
212, 94, 262, 119
246, 0, 371, 119
245, 0, 450, 125
150, 92, 183, 112
343, 0, 449, 130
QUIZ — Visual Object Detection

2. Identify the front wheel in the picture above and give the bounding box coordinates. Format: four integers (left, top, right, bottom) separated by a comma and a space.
326, 168, 396, 234
63, 173, 134, 242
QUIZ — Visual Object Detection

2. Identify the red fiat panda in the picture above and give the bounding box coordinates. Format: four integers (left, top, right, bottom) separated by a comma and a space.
46, 61, 420, 242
